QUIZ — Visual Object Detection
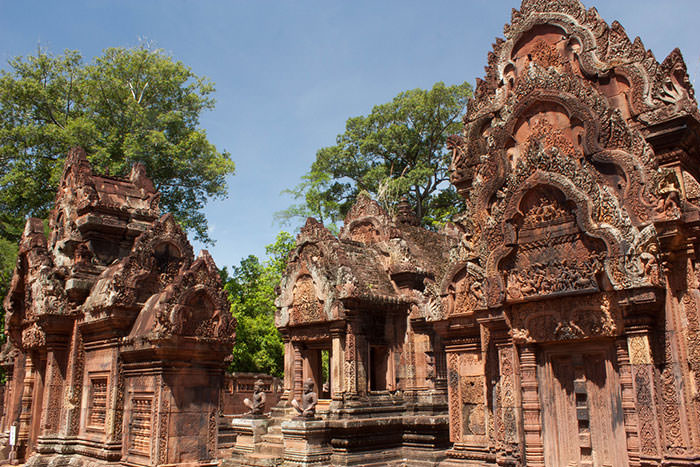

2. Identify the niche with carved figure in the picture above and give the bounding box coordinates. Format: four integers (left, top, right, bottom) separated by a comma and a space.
511, 24, 568, 75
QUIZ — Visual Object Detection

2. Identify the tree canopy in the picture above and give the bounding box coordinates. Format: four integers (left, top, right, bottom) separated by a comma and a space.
278, 81, 472, 229
0, 45, 235, 244
222, 232, 295, 378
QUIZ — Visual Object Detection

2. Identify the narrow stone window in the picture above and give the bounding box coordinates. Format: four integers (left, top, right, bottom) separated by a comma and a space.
130, 397, 153, 455
88, 377, 108, 430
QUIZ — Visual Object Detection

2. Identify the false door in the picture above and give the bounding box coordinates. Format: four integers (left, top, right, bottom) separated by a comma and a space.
538, 344, 628, 467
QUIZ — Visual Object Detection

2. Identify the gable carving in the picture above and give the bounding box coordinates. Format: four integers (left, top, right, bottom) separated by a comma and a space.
500, 185, 606, 303
290, 275, 325, 325
149, 251, 234, 343
82, 213, 194, 319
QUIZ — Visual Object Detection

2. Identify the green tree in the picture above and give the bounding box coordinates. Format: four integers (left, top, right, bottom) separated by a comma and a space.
224, 232, 295, 378
278, 81, 471, 229
0, 45, 235, 244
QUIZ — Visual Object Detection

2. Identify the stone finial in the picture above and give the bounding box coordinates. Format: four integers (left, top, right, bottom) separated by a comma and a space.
395, 196, 420, 226
130, 162, 156, 193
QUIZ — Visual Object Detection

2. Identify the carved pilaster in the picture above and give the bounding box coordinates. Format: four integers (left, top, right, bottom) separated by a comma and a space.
293, 343, 304, 403
616, 336, 641, 466
281, 332, 292, 403
16, 354, 35, 459
62, 322, 83, 437
519, 344, 543, 466
495, 334, 521, 464
344, 319, 358, 396
626, 330, 662, 464
38, 345, 66, 438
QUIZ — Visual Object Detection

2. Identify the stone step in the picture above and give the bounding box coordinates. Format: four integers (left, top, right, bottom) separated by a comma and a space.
255, 441, 285, 458
261, 432, 283, 444
239, 451, 284, 467
266, 424, 282, 435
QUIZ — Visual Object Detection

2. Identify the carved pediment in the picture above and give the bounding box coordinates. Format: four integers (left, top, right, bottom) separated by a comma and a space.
82, 213, 194, 320
132, 250, 234, 344
500, 186, 606, 303
290, 275, 325, 325
440, 262, 486, 318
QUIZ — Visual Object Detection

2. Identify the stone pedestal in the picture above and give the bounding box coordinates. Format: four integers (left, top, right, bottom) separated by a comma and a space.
231, 417, 270, 455
281, 419, 330, 466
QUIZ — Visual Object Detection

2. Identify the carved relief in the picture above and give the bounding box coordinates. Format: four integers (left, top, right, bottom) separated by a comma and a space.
511, 294, 619, 344
498, 346, 518, 445
347, 221, 382, 244
443, 263, 486, 316
500, 187, 607, 304
158, 395, 169, 464
633, 366, 659, 456
291, 275, 324, 324
447, 352, 461, 442
461, 375, 486, 436
628, 334, 653, 365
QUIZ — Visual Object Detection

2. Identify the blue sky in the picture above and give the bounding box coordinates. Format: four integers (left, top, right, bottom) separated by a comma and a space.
1, 0, 699, 270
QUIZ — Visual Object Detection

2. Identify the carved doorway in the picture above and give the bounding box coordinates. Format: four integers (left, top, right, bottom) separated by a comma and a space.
537, 343, 628, 467
302, 346, 331, 400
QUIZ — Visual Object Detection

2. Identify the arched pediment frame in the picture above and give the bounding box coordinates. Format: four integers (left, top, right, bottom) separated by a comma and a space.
437, 261, 486, 318
485, 173, 624, 307
150, 251, 234, 343
276, 260, 338, 328
343, 217, 387, 244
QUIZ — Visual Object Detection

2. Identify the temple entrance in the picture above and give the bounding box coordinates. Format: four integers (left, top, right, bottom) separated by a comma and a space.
537, 343, 628, 467
369, 345, 388, 391
302, 346, 331, 400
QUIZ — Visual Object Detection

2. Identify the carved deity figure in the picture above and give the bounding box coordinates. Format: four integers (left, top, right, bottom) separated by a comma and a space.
291, 378, 318, 419
243, 379, 266, 416
655, 169, 682, 218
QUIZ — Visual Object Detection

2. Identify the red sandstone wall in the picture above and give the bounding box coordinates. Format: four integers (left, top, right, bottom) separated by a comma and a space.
221, 372, 281, 415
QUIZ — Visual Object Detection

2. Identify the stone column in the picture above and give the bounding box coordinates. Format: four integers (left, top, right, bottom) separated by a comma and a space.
519, 344, 543, 466
293, 343, 304, 403
16, 353, 35, 460
281, 333, 293, 404
330, 325, 344, 401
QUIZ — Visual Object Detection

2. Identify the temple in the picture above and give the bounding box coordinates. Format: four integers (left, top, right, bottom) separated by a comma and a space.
0, 148, 235, 466
4, 0, 700, 466
272, 0, 700, 465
